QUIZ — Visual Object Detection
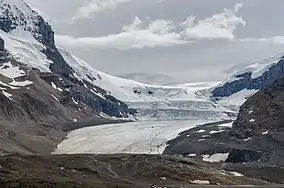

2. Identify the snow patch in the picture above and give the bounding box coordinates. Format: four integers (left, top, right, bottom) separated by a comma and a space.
50, 94, 59, 102
244, 137, 252, 142
209, 130, 226, 134
218, 122, 233, 128
262, 131, 269, 135
2, 91, 12, 100
190, 180, 210, 185
202, 153, 229, 162
0, 62, 25, 79
228, 171, 244, 177
72, 98, 79, 105
249, 119, 255, 122
160, 177, 167, 180
0, 81, 19, 89
187, 153, 196, 157
197, 129, 206, 133
10, 80, 33, 86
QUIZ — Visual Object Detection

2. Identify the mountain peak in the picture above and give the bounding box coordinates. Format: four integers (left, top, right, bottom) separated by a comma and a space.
0, 0, 55, 48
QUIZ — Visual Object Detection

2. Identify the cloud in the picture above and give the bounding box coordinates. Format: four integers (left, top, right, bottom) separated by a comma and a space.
56, 17, 187, 50
234, 3, 243, 12
237, 36, 284, 44
73, 0, 132, 20
181, 4, 246, 40
56, 4, 246, 50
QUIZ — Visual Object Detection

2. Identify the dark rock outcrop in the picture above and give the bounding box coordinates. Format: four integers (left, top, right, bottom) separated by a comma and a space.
0, 37, 4, 51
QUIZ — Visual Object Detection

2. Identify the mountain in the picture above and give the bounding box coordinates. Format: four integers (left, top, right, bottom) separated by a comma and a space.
0, 0, 140, 154
212, 53, 284, 98
163, 60, 284, 171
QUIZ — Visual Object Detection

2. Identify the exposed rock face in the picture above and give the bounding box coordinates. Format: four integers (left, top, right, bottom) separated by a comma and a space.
0, 37, 4, 50
212, 54, 284, 98
231, 78, 284, 139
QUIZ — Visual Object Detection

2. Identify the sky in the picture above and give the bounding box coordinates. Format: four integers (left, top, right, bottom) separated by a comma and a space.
25, 0, 284, 84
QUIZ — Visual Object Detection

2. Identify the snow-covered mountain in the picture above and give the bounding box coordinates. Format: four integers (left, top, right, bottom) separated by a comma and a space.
0, 0, 236, 126
213, 52, 284, 98
0, 0, 137, 119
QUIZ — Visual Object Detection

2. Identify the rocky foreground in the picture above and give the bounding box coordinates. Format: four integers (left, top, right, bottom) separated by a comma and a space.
0, 154, 270, 188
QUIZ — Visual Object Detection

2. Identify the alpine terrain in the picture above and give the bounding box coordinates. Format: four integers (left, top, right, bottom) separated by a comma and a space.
0, 0, 283, 187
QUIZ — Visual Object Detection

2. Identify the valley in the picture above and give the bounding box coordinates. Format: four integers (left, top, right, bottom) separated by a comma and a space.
0, 0, 284, 187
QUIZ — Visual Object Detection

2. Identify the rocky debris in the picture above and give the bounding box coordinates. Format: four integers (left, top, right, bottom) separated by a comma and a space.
163, 121, 284, 183
0, 154, 268, 188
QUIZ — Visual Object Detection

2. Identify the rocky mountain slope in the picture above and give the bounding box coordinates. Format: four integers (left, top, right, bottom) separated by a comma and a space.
164, 78, 284, 183
0, 0, 137, 155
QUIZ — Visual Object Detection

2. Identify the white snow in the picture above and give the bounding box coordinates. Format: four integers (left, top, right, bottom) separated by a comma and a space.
218, 89, 257, 108
2, 0, 35, 17
59, 48, 221, 103
201, 135, 210, 138
262, 131, 269, 135
0, 29, 53, 72
190, 180, 210, 185
244, 137, 252, 141
228, 171, 244, 177
0, 81, 19, 89
50, 94, 59, 102
160, 177, 167, 180
187, 153, 196, 157
249, 119, 255, 122
218, 122, 233, 128
197, 129, 206, 133
202, 153, 229, 163
198, 139, 206, 142
51, 82, 57, 89
209, 130, 226, 134
9, 80, 33, 86
54, 120, 213, 155
0, 62, 25, 79
218, 52, 284, 85
72, 98, 78, 105
2, 91, 12, 100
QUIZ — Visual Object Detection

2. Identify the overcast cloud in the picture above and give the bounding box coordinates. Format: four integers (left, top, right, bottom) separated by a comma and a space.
25, 0, 284, 84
